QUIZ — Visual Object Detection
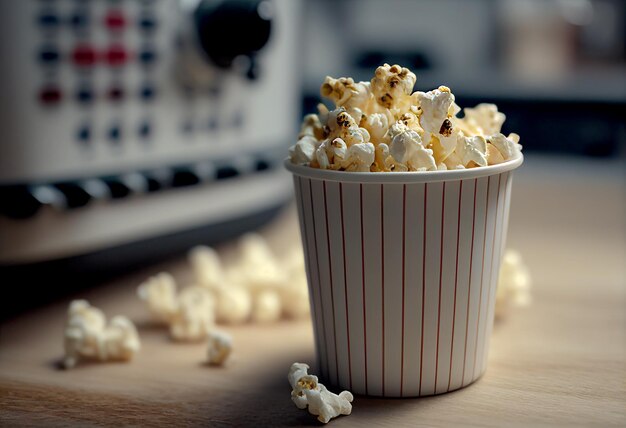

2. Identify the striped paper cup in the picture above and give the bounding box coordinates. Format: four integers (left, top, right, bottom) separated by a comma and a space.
285, 155, 523, 397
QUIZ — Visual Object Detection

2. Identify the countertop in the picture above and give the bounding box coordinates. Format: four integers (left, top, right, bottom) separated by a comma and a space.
1, 155, 625, 427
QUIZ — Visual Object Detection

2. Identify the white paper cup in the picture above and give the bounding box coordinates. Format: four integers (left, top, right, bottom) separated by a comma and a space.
285, 155, 523, 397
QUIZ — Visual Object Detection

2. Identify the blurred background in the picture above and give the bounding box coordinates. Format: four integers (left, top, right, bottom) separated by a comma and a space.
0, 0, 624, 319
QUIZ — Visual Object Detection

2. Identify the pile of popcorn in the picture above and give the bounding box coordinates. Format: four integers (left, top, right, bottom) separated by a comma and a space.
62, 233, 310, 369
137, 233, 310, 338
290, 63, 522, 172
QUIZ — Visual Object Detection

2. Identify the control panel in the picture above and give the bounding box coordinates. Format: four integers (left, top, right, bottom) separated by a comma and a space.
0, 0, 301, 263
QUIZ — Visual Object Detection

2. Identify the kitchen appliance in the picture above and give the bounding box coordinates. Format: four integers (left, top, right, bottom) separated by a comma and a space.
0, 0, 301, 266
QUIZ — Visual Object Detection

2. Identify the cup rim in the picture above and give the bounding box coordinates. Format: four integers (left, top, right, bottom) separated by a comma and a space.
284, 153, 524, 184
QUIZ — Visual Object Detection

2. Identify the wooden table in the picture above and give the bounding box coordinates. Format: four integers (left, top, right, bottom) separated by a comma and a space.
1, 155, 625, 427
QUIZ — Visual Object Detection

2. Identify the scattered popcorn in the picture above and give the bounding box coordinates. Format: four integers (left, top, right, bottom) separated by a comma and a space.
63, 300, 140, 369
289, 64, 522, 171
496, 249, 532, 319
206, 330, 233, 366
288, 362, 353, 424
305, 386, 354, 424
215, 285, 253, 325
137, 272, 179, 324
251, 289, 282, 323
138, 274, 216, 341
139, 234, 310, 331
188, 246, 225, 292
279, 274, 311, 320
169, 286, 215, 341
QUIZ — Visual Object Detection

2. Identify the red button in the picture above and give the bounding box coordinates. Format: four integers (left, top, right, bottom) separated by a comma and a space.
72, 44, 97, 66
105, 45, 128, 66
105, 10, 126, 30
39, 86, 62, 104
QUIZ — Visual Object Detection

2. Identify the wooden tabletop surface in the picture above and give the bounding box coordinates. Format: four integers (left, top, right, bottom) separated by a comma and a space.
1, 155, 625, 427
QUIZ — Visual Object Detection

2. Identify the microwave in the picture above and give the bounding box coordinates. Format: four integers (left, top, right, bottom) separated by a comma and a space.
0, 0, 301, 266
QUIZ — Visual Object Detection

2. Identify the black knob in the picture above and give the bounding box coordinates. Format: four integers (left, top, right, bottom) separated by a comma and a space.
194, 0, 272, 79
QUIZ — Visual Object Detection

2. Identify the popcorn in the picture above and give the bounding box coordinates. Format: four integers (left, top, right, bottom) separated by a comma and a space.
251, 289, 282, 323
298, 113, 325, 141
169, 286, 215, 341
414, 86, 455, 135
387, 122, 436, 171
371, 63, 416, 112
496, 249, 532, 319
315, 138, 347, 170
326, 108, 371, 147
454, 134, 488, 168
288, 362, 353, 424
206, 330, 233, 366
290, 135, 319, 165
461, 103, 506, 136
188, 246, 225, 292
279, 274, 311, 320
305, 386, 354, 424
185, 235, 312, 325
138, 274, 216, 341
362, 112, 389, 144
136, 272, 178, 324
289, 64, 522, 172
488, 133, 521, 163
342, 142, 376, 172
235, 233, 287, 292
215, 285, 252, 324
63, 300, 140, 369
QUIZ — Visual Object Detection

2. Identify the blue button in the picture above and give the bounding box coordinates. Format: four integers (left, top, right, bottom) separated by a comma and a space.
70, 11, 89, 29
138, 15, 157, 31
38, 13, 59, 28
76, 87, 94, 103
77, 125, 91, 142
140, 84, 156, 101
139, 121, 151, 138
109, 125, 121, 142
138, 48, 157, 64
39, 47, 60, 63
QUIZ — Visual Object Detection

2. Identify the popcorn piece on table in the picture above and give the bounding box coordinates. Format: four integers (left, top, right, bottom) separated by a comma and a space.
188, 245, 225, 292
288, 362, 353, 424
206, 330, 233, 366
251, 289, 282, 323
169, 286, 215, 341
496, 249, 532, 319
63, 300, 140, 369
138, 273, 217, 341
279, 271, 311, 320
136, 272, 178, 324
236, 233, 287, 292
215, 284, 252, 325
305, 385, 354, 424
